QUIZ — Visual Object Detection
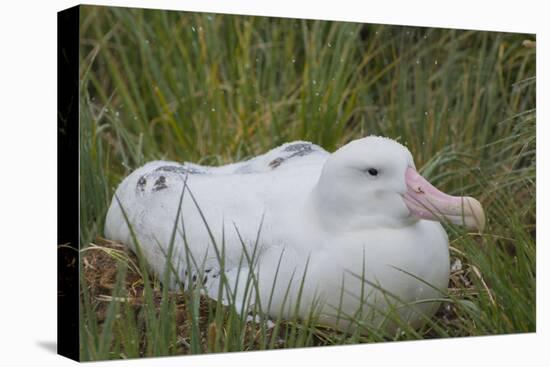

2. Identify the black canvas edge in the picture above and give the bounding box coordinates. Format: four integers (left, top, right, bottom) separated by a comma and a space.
57, 5, 80, 362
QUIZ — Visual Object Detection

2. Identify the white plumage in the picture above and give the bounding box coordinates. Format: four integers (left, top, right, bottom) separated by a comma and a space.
105, 136, 485, 332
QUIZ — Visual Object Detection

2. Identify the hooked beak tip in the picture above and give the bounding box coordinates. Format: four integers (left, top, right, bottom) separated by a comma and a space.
463, 197, 486, 233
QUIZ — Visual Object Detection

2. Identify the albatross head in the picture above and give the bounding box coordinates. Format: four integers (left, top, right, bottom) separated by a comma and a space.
314, 136, 485, 232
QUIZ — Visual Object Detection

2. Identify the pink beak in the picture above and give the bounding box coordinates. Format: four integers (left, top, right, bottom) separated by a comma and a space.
403, 167, 485, 231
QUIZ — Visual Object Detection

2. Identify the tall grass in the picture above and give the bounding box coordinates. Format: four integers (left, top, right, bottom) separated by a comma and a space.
78, 5, 535, 360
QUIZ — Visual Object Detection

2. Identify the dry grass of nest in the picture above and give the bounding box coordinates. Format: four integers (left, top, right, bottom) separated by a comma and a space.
82, 239, 211, 353
82, 239, 142, 324
81, 238, 290, 354
430, 243, 494, 335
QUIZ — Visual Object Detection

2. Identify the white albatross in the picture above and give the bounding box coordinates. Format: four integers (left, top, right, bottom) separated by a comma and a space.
105, 136, 485, 332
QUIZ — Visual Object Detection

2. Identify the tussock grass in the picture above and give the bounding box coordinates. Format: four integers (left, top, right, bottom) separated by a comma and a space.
77, 5, 535, 361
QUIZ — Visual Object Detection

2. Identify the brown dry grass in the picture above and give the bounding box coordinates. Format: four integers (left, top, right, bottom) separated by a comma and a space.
81, 239, 301, 354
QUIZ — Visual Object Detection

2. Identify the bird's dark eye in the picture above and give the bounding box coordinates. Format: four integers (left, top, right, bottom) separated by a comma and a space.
367, 168, 378, 176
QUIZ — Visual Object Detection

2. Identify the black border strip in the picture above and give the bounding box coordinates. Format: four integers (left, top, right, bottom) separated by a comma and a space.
57, 5, 80, 361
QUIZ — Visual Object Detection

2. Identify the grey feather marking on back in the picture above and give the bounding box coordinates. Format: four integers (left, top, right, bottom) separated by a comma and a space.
283, 143, 313, 155
269, 143, 316, 169
152, 176, 168, 191
137, 176, 147, 192
269, 157, 285, 169
155, 165, 206, 175
135, 164, 209, 195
